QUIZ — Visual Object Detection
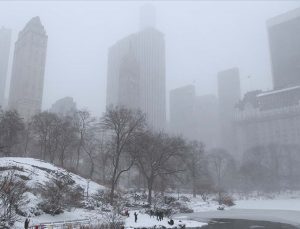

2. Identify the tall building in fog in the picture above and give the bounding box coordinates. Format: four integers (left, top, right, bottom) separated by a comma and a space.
267, 7, 300, 89
0, 27, 11, 108
50, 97, 77, 117
107, 8, 166, 130
169, 85, 219, 148
170, 85, 196, 139
8, 17, 47, 121
218, 68, 241, 153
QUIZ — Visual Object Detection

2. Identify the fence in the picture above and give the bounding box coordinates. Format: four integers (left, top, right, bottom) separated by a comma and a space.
28, 219, 124, 229
29, 218, 90, 229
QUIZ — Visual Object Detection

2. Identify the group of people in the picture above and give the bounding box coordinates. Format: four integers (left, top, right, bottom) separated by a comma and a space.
149, 209, 165, 221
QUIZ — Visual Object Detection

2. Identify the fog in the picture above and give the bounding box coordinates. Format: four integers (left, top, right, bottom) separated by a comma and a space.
1, 1, 300, 116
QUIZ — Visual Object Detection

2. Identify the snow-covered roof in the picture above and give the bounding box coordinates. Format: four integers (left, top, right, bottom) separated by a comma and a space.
257, 85, 300, 97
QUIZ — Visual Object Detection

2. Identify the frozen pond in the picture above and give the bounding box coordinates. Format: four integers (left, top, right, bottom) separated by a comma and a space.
199, 219, 299, 229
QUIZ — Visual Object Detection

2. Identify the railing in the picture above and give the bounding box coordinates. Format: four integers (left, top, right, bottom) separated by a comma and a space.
29, 218, 90, 229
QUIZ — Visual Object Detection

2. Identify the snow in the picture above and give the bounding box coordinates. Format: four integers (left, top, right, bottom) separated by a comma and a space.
0, 157, 106, 194
257, 85, 300, 97
177, 193, 300, 227
125, 211, 207, 228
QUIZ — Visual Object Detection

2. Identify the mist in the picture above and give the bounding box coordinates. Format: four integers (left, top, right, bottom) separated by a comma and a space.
0, 1, 299, 116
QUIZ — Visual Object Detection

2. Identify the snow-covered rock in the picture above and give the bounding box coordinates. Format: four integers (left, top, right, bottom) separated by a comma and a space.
0, 157, 106, 195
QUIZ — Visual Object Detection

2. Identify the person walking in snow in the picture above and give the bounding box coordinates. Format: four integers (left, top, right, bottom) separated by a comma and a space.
24, 218, 30, 229
134, 212, 138, 223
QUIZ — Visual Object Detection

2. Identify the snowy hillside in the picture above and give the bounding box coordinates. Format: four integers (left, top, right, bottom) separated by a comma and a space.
0, 157, 106, 194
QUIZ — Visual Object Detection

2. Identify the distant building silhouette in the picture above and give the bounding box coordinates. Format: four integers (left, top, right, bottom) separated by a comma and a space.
0, 27, 11, 108
169, 85, 219, 149
235, 86, 300, 156
107, 28, 166, 130
8, 17, 47, 121
50, 97, 77, 117
170, 85, 196, 139
217, 68, 241, 154
267, 7, 300, 89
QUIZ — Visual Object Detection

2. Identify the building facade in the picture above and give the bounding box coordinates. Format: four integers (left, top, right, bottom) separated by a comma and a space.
217, 68, 241, 153
8, 17, 47, 121
235, 86, 300, 157
169, 85, 219, 148
0, 27, 11, 108
50, 97, 77, 117
169, 85, 196, 139
267, 7, 300, 89
106, 27, 166, 130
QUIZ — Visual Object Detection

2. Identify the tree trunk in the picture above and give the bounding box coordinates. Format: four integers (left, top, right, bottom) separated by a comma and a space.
147, 177, 154, 205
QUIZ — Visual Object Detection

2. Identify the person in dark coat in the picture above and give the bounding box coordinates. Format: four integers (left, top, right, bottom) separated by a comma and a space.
24, 218, 30, 229
134, 212, 138, 223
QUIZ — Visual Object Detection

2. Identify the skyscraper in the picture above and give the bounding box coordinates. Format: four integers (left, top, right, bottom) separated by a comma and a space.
50, 97, 77, 117
8, 17, 47, 121
267, 7, 300, 89
218, 68, 241, 153
169, 85, 196, 138
0, 27, 11, 108
169, 85, 219, 148
106, 14, 166, 130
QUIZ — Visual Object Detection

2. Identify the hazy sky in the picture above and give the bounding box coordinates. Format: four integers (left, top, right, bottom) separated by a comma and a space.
1, 1, 300, 117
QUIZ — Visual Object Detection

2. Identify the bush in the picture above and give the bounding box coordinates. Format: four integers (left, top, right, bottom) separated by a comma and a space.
0, 170, 29, 226
222, 195, 235, 207
38, 174, 84, 215
179, 206, 194, 213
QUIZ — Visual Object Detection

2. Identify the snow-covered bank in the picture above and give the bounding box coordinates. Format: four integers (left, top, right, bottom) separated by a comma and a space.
125, 211, 207, 228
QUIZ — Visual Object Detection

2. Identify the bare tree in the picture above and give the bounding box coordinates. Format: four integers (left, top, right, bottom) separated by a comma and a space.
134, 131, 186, 205
185, 141, 207, 197
0, 110, 25, 156
73, 109, 95, 171
57, 116, 77, 167
208, 148, 235, 204
0, 170, 28, 227
101, 106, 146, 205
31, 112, 60, 162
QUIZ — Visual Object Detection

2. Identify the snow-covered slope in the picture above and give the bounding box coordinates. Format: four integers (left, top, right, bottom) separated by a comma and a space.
0, 157, 106, 194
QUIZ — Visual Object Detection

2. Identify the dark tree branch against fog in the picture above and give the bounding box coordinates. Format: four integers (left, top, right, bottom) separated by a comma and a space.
73, 109, 95, 172
0, 110, 24, 156
31, 112, 60, 162
101, 106, 146, 205
133, 131, 186, 205
208, 148, 235, 204
185, 141, 206, 197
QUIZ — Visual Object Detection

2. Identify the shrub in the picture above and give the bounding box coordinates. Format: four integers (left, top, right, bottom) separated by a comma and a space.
38, 174, 84, 215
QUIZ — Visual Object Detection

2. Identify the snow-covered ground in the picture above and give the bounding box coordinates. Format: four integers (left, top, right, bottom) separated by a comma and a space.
0, 157, 105, 194
125, 211, 206, 228
3, 157, 300, 228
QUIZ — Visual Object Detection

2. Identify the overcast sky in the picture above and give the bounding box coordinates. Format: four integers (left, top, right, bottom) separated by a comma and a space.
1, 1, 300, 117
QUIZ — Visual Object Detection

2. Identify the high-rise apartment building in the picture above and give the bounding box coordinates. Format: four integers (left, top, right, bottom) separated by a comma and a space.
8, 17, 47, 121
169, 85, 219, 148
218, 68, 241, 153
106, 28, 166, 130
169, 85, 196, 139
0, 27, 11, 108
50, 97, 77, 117
267, 7, 300, 89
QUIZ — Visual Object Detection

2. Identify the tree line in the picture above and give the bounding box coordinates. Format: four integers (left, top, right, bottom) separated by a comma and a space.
1, 106, 300, 206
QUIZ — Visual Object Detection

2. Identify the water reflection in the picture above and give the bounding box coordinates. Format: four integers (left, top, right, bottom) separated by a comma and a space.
199, 219, 299, 229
